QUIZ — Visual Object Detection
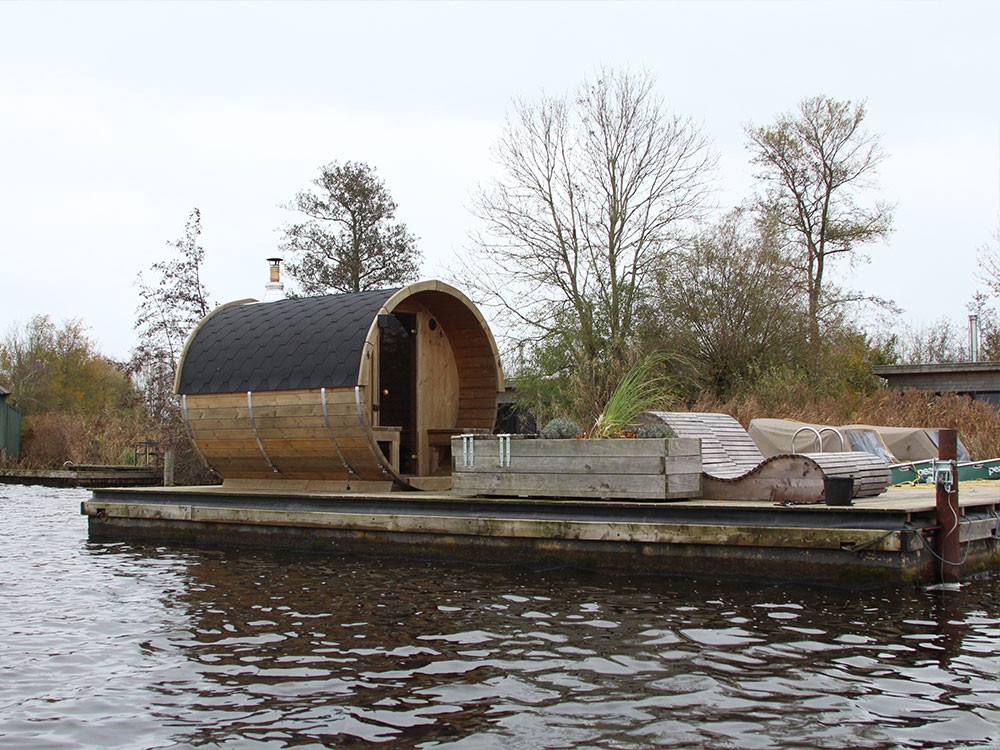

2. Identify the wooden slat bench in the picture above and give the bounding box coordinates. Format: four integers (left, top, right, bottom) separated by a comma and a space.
644, 412, 890, 503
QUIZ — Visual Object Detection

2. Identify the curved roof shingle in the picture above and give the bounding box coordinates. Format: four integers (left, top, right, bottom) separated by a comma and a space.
177, 289, 398, 394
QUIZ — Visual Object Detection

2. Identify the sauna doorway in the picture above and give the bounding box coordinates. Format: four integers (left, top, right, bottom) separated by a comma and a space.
377, 312, 417, 474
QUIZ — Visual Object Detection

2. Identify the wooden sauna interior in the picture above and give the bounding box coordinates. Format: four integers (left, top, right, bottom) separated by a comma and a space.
174, 281, 504, 490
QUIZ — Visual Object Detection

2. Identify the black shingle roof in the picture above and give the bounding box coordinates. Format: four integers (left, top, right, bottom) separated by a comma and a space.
177, 289, 399, 394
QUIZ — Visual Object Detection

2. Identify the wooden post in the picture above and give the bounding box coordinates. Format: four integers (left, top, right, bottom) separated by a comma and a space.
163, 449, 175, 487
935, 428, 960, 583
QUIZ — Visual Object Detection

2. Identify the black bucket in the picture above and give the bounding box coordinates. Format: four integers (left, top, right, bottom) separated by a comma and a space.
824, 475, 854, 506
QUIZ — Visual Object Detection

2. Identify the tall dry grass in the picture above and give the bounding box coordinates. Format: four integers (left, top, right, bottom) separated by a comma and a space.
8, 411, 215, 485
690, 387, 1000, 460
17, 412, 153, 467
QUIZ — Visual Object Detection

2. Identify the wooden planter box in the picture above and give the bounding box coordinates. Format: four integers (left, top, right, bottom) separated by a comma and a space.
451, 435, 702, 500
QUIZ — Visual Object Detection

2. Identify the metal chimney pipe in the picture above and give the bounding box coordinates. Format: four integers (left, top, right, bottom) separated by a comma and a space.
263, 257, 285, 302
969, 314, 980, 362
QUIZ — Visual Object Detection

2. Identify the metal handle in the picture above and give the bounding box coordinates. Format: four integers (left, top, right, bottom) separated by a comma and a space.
819, 427, 845, 452
460, 434, 476, 468
791, 426, 822, 453
498, 434, 511, 467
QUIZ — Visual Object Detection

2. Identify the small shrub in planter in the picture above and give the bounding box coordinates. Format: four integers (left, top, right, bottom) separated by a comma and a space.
638, 422, 676, 439
540, 418, 581, 439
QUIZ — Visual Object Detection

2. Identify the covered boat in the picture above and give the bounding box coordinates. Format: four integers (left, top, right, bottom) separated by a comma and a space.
747, 418, 985, 485
748, 418, 970, 462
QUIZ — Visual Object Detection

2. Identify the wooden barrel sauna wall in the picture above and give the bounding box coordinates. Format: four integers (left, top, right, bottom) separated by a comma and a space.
174, 280, 504, 489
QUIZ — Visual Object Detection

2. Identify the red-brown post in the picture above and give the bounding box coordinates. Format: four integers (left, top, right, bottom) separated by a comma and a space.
935, 428, 961, 583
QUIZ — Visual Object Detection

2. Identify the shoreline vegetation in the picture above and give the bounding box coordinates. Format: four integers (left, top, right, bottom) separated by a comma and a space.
3, 385, 999, 486
0, 315, 213, 485
1, 410, 214, 486
4, 78, 999, 481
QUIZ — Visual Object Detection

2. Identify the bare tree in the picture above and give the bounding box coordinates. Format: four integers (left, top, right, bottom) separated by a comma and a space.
966, 291, 1000, 361
745, 96, 893, 350
466, 69, 717, 362
895, 318, 966, 364
977, 222, 1000, 297
132, 208, 212, 419
281, 161, 421, 295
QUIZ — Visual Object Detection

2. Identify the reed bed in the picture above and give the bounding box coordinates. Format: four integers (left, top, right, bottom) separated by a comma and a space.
15, 412, 149, 467
7, 411, 214, 485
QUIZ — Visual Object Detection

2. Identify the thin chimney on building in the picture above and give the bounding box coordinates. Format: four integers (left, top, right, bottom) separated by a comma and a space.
263, 257, 285, 302
969, 314, 980, 362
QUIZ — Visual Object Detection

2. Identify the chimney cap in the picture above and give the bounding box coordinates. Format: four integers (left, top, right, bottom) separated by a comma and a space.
263, 257, 286, 301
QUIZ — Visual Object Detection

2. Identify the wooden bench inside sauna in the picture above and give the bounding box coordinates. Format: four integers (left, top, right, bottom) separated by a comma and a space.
174, 280, 504, 491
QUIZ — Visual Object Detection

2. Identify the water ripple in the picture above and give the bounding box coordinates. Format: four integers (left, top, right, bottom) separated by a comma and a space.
1, 485, 999, 748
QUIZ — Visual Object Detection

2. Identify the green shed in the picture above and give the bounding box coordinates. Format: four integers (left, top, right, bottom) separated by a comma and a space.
0, 386, 22, 461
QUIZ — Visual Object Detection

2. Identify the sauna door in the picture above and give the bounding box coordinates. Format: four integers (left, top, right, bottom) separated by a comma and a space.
378, 312, 417, 474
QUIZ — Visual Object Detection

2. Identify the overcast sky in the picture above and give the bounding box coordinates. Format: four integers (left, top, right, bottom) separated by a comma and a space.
1, 0, 997, 360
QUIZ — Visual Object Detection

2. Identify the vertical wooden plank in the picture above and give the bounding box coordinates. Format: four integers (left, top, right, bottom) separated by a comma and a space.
416, 306, 460, 475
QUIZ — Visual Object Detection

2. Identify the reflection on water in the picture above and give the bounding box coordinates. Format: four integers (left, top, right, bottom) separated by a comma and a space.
1, 485, 999, 749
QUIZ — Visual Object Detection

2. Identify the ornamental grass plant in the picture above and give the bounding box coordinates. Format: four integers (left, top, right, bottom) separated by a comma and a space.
588, 353, 676, 439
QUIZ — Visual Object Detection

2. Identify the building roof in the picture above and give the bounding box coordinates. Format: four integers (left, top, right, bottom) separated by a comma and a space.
0, 385, 9, 397
872, 361, 1000, 399
176, 289, 398, 395
872, 361, 1000, 377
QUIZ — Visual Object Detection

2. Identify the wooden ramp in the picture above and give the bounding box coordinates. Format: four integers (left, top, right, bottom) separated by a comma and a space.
644, 412, 891, 502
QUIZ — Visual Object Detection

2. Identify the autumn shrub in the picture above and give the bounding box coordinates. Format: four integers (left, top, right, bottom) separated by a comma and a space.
514, 343, 643, 431
14, 409, 216, 484
563, 348, 641, 429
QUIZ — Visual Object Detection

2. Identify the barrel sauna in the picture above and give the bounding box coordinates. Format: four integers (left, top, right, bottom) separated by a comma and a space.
174, 280, 504, 491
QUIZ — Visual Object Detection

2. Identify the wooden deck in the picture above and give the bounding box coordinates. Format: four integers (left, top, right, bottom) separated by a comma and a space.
81, 481, 1000, 588
3, 465, 160, 488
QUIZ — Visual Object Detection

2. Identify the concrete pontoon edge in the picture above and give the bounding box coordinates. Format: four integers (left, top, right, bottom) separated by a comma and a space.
81, 483, 1000, 588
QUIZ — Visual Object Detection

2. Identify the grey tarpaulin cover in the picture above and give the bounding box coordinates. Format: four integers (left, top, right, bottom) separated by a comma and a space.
748, 418, 970, 462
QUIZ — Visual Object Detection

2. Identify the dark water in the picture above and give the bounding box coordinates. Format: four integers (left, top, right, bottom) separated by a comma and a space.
2, 486, 999, 749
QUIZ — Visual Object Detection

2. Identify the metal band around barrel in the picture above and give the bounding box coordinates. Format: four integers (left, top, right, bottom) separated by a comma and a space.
247, 391, 281, 475
181, 394, 219, 476
355, 385, 391, 477
321, 387, 355, 475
